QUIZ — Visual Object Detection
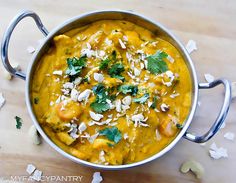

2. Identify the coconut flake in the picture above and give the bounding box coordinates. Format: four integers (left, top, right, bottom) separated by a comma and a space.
115, 99, 122, 113
122, 96, 132, 106
73, 77, 82, 85
88, 133, 99, 144
209, 142, 228, 159
32, 169, 42, 181
0, 93, 6, 110
78, 122, 87, 134
94, 73, 104, 83
185, 40, 197, 54
123, 133, 129, 140
133, 67, 141, 76
91, 172, 103, 183
224, 132, 235, 141
70, 88, 79, 101
204, 73, 215, 83
78, 89, 92, 102
63, 82, 74, 89
89, 111, 104, 121
155, 129, 162, 141
118, 39, 126, 49
52, 70, 63, 76
167, 55, 174, 63
160, 103, 169, 112
26, 164, 36, 175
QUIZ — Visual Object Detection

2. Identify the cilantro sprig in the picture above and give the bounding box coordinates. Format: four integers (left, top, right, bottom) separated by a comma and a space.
90, 84, 114, 113
147, 50, 168, 74
108, 63, 125, 81
66, 56, 87, 81
118, 85, 138, 96
99, 126, 122, 144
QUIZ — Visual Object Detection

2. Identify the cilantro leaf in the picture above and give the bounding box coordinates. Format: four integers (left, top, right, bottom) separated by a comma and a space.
90, 102, 110, 113
66, 56, 87, 81
118, 85, 138, 96
147, 50, 168, 74
90, 84, 113, 113
15, 116, 22, 129
108, 63, 125, 81
99, 58, 110, 70
133, 93, 149, 104
99, 127, 122, 144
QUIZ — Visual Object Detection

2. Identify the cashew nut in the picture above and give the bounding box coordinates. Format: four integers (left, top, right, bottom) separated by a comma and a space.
28, 125, 41, 145
180, 160, 204, 179
232, 82, 236, 99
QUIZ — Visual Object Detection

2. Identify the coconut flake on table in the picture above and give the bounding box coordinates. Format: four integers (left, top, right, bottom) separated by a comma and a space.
91, 172, 103, 183
204, 73, 215, 83
89, 111, 103, 121
26, 164, 36, 175
0, 93, 6, 110
209, 142, 228, 160
32, 169, 43, 181
224, 132, 235, 141
27, 46, 35, 54
185, 40, 197, 54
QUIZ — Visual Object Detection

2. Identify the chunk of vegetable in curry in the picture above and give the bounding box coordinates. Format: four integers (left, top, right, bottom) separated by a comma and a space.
31, 20, 192, 165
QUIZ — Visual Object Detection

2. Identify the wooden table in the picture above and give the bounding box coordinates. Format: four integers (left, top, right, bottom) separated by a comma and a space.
0, 0, 235, 182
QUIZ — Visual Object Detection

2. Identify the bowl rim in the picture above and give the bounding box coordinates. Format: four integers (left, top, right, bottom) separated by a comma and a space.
25, 9, 198, 170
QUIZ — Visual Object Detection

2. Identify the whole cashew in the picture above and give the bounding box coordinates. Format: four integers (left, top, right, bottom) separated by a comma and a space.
180, 160, 204, 179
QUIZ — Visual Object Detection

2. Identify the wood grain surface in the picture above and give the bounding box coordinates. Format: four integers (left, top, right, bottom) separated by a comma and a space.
0, 0, 235, 182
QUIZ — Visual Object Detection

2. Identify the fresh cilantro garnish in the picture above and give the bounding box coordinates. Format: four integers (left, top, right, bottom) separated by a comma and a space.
118, 85, 138, 96
65, 56, 87, 81
90, 102, 110, 113
90, 84, 113, 113
34, 97, 39, 104
147, 50, 168, 74
176, 123, 184, 129
108, 63, 125, 81
133, 93, 149, 104
150, 96, 158, 109
99, 126, 122, 144
99, 58, 110, 70
15, 116, 22, 129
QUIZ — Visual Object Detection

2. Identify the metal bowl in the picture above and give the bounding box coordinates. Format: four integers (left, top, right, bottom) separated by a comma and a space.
1, 10, 232, 170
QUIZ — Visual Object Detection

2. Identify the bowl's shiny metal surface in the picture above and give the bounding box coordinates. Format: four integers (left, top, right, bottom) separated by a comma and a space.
1, 10, 232, 170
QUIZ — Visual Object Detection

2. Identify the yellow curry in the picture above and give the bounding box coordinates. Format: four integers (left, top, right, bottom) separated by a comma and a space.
31, 20, 192, 165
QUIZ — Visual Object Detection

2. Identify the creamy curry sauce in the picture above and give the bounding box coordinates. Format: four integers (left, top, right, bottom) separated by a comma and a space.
31, 20, 192, 165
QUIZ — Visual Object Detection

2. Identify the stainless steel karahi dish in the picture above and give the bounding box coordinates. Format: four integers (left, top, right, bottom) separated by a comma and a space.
1, 10, 232, 170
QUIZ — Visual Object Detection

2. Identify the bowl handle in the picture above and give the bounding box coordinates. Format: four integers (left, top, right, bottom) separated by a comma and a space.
1, 10, 48, 80
184, 78, 232, 143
